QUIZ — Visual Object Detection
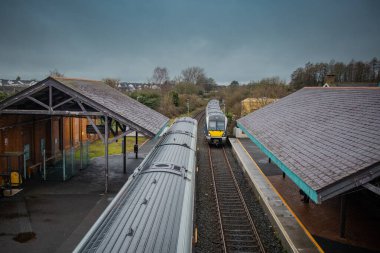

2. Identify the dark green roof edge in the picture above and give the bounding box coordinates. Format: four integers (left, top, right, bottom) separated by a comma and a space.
237, 122, 320, 204
154, 121, 170, 139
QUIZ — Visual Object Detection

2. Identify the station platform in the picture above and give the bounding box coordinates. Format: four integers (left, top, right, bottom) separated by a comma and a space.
0, 139, 155, 253
230, 138, 380, 253
229, 138, 322, 253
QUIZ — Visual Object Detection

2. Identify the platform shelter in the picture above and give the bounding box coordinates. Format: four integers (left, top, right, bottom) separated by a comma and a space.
0, 76, 169, 192
237, 87, 380, 237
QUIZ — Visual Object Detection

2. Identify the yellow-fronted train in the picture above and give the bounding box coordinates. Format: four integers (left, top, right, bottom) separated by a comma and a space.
205, 99, 227, 145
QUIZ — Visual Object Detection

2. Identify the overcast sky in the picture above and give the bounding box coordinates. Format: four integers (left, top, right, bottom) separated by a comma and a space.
0, 0, 379, 84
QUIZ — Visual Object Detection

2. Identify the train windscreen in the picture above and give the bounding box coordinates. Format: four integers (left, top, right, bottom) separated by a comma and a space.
209, 121, 217, 130
216, 121, 225, 130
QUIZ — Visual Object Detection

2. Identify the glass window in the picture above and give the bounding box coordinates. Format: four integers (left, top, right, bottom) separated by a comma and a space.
209, 121, 216, 130
216, 121, 225, 130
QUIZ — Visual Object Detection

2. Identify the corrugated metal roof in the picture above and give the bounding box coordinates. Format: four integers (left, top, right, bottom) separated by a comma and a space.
75, 117, 197, 253
53, 77, 169, 136
238, 87, 380, 202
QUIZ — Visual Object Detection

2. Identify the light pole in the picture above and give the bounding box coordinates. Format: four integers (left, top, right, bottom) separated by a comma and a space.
187, 98, 189, 116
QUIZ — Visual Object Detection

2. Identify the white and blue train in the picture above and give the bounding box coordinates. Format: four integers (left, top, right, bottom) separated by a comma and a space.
205, 99, 228, 145
74, 117, 197, 253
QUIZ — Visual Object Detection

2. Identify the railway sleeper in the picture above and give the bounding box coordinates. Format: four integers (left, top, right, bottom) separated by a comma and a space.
223, 224, 252, 230
222, 220, 251, 226
219, 205, 244, 210
222, 217, 249, 223
217, 193, 239, 199
219, 202, 243, 207
216, 186, 238, 190
217, 188, 238, 191
220, 209, 245, 214
219, 199, 242, 203
217, 195, 240, 199
228, 246, 261, 253
226, 241, 259, 247
224, 234, 256, 240
221, 213, 248, 218
217, 193, 239, 196
217, 194, 240, 198
224, 231, 255, 240
216, 184, 236, 187
215, 184, 236, 188
220, 211, 246, 216
224, 228, 252, 233
219, 199, 243, 204
222, 214, 248, 218
221, 210, 245, 213
227, 243, 260, 248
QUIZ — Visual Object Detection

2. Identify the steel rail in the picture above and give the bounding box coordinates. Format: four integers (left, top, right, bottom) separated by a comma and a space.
209, 145, 228, 253
208, 143, 266, 253
222, 147, 266, 253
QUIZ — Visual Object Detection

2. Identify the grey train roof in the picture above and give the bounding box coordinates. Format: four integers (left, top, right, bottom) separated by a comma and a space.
238, 87, 380, 203
74, 117, 197, 253
206, 99, 224, 116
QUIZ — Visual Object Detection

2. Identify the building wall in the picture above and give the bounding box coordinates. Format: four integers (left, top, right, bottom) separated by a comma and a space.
0, 115, 91, 175
241, 98, 277, 116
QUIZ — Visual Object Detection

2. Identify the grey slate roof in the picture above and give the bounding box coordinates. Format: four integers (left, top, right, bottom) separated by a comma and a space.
54, 77, 169, 136
0, 77, 169, 137
238, 87, 380, 201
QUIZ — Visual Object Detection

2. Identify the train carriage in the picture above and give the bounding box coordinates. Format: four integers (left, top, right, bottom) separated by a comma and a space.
205, 99, 227, 145
74, 117, 197, 253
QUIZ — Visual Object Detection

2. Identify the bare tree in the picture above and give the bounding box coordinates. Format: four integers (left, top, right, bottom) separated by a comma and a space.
50, 69, 64, 77
103, 78, 120, 89
152, 67, 169, 85
181, 66, 206, 85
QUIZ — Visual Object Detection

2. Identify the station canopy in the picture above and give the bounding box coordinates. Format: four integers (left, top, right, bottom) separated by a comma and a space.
237, 87, 380, 203
0, 76, 169, 137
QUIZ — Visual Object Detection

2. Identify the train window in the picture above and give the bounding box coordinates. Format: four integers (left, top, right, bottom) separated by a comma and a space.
216, 121, 225, 130
155, 164, 170, 168
209, 121, 217, 130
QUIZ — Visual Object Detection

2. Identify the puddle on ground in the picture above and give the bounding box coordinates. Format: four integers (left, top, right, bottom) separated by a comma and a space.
13, 232, 36, 243
258, 159, 268, 164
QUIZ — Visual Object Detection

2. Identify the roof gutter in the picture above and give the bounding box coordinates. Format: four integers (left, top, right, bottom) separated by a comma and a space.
154, 120, 170, 139
237, 122, 320, 204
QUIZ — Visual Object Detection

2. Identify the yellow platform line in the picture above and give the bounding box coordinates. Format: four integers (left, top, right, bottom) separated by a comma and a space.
237, 138, 324, 253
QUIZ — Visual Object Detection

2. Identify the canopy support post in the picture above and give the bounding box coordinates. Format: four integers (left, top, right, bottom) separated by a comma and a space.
105, 116, 109, 193
339, 194, 347, 238
134, 131, 138, 159
123, 125, 127, 174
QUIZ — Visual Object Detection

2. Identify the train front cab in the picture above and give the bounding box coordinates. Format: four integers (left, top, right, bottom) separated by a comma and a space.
205, 116, 227, 145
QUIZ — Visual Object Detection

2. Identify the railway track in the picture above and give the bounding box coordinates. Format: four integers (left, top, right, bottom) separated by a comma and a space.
209, 146, 265, 253
194, 109, 265, 253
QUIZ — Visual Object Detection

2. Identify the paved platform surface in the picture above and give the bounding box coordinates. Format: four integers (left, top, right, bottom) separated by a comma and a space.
234, 138, 380, 253
0, 141, 154, 253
